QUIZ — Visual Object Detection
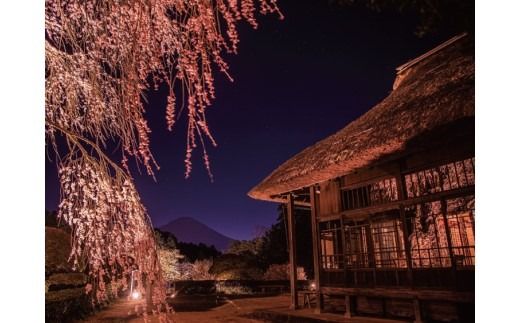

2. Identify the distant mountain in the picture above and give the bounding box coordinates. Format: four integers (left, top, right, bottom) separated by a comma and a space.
160, 217, 235, 251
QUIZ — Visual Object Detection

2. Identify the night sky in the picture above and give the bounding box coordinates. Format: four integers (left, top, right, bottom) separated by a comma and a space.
46, 0, 457, 240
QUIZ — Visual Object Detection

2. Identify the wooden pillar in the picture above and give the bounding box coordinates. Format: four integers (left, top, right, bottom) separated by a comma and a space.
344, 295, 352, 318
413, 298, 423, 323
310, 186, 323, 313
396, 161, 414, 287
441, 199, 457, 286
287, 193, 299, 310
367, 217, 377, 286
400, 205, 414, 287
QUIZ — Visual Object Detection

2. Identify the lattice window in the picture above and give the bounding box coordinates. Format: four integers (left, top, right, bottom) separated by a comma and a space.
446, 196, 475, 267
341, 178, 398, 210
371, 218, 408, 268
344, 224, 371, 269
343, 214, 407, 269
320, 220, 343, 269
405, 195, 475, 268
406, 201, 451, 268
405, 157, 475, 198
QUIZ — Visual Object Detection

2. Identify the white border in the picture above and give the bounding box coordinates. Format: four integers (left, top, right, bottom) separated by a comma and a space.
0, 1, 519, 322
476, 0, 520, 322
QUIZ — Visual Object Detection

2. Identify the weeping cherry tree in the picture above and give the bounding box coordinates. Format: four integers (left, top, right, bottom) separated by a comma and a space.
45, 0, 282, 315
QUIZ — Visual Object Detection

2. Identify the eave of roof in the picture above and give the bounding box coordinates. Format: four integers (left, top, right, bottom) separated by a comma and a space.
248, 34, 475, 202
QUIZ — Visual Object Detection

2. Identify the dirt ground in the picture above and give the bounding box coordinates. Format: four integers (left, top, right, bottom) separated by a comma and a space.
80, 295, 284, 323
80, 294, 408, 323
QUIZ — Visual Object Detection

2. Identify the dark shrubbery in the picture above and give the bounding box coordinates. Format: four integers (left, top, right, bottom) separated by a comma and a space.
46, 226, 94, 322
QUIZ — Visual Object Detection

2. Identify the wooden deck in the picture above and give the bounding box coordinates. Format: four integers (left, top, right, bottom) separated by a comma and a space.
252, 306, 409, 323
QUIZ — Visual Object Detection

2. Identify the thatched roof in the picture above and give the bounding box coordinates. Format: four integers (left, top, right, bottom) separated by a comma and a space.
249, 34, 474, 202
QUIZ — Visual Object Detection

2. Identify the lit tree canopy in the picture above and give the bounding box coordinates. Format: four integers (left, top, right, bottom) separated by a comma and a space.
45, 0, 281, 310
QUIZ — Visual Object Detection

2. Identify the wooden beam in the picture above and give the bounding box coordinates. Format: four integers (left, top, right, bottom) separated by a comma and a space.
317, 185, 474, 222
310, 186, 323, 313
287, 193, 299, 310
320, 286, 474, 303
270, 195, 311, 207
270, 192, 311, 207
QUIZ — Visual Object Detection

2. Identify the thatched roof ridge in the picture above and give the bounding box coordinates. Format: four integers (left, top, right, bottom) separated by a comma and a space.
249, 34, 475, 202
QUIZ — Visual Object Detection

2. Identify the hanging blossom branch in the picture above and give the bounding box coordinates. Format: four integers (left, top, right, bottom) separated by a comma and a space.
53, 126, 171, 314
46, 0, 282, 178
45, 0, 282, 315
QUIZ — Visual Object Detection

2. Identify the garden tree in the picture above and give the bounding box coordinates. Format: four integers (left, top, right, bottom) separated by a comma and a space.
155, 230, 184, 282
189, 259, 216, 280
222, 205, 313, 278
45, 209, 59, 228
257, 204, 314, 277
263, 263, 307, 281
334, 0, 474, 37
209, 253, 263, 280
191, 259, 215, 280
154, 229, 218, 280
177, 241, 221, 262
155, 228, 220, 263
154, 229, 178, 250
227, 236, 263, 256
157, 247, 184, 282
175, 262, 195, 280
45, 0, 281, 313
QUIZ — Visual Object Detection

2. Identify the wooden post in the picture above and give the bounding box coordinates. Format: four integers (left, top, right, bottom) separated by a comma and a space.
441, 198, 457, 286
344, 295, 352, 318
367, 217, 377, 286
400, 205, 414, 287
397, 161, 414, 287
413, 298, 423, 323
310, 186, 323, 313
287, 193, 299, 310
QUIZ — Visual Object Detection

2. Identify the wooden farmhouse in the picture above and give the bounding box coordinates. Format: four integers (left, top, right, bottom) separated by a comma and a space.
249, 34, 474, 323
